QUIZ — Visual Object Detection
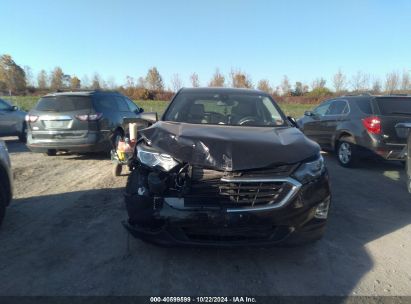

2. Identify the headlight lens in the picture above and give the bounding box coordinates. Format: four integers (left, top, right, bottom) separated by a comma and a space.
137, 145, 179, 172
293, 154, 325, 183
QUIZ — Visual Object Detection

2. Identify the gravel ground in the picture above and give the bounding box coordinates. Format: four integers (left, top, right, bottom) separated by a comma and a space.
0, 138, 411, 296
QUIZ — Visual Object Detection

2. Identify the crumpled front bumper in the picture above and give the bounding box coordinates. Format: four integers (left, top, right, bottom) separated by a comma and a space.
124, 172, 331, 247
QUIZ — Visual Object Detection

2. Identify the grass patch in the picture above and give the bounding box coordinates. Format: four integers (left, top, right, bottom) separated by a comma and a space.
1, 96, 315, 118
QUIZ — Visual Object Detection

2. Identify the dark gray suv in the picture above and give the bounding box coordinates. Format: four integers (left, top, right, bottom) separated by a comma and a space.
0, 98, 27, 142
297, 94, 411, 167
0, 140, 13, 227
26, 91, 143, 155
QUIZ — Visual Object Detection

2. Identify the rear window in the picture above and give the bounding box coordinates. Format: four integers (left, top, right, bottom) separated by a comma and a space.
377, 97, 411, 115
35, 96, 92, 112
355, 99, 373, 114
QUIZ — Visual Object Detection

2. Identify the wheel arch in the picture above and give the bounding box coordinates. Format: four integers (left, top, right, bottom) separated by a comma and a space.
333, 130, 356, 151
0, 164, 12, 206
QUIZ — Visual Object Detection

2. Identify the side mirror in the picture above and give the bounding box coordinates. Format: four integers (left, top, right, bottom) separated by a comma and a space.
138, 112, 158, 124
304, 111, 314, 116
138, 107, 144, 113
287, 116, 299, 128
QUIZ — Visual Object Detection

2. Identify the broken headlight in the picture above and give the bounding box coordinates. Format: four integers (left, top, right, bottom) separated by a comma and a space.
293, 154, 325, 183
137, 145, 179, 172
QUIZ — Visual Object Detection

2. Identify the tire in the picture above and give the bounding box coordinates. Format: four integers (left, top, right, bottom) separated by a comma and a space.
125, 169, 159, 228
336, 137, 358, 168
44, 149, 57, 156
0, 184, 7, 227
18, 123, 27, 143
113, 164, 122, 176
111, 129, 123, 150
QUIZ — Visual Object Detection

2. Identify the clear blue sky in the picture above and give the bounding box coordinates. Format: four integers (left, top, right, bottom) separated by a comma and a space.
1, 0, 410, 89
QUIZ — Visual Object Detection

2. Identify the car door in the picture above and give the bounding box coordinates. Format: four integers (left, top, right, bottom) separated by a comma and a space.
115, 96, 137, 133
0, 99, 14, 136
301, 100, 332, 146
320, 99, 349, 149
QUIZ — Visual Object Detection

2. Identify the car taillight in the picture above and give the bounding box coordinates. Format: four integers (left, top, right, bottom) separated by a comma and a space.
25, 114, 39, 123
75, 113, 103, 121
362, 116, 381, 134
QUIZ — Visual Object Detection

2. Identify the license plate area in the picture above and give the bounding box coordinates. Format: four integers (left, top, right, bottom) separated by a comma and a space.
43, 120, 72, 129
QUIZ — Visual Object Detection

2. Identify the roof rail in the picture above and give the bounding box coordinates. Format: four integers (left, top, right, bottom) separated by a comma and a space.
342, 92, 372, 97
387, 93, 410, 96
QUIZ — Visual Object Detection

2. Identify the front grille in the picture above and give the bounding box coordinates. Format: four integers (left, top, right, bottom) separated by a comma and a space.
185, 167, 297, 209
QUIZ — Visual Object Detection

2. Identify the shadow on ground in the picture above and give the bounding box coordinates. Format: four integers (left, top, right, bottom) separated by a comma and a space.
2, 137, 29, 153
0, 154, 410, 296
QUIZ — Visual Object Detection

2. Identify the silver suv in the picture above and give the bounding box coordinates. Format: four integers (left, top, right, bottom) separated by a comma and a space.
0, 140, 13, 226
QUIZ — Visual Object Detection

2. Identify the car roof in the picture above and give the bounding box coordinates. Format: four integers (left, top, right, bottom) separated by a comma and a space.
43, 90, 120, 97
179, 87, 270, 96
338, 93, 411, 100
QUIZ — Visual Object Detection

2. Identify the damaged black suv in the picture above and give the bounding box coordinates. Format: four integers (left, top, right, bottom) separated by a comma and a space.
124, 88, 331, 246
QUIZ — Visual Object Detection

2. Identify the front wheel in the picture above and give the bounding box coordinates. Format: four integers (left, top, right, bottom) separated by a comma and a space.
337, 138, 358, 167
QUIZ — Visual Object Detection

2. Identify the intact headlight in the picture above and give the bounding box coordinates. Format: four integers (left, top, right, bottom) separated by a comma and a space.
137, 145, 179, 172
293, 154, 325, 183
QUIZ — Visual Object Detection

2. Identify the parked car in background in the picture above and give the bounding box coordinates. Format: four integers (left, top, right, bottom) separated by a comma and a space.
0, 98, 27, 142
124, 88, 331, 247
0, 140, 13, 227
26, 90, 144, 156
297, 94, 411, 167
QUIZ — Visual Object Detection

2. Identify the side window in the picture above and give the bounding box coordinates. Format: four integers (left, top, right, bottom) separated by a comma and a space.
93, 95, 117, 113
313, 101, 331, 116
328, 100, 348, 115
125, 97, 139, 112
115, 96, 129, 112
355, 99, 372, 114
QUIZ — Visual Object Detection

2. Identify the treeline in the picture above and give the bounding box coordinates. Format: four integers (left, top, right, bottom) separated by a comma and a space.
1, 54, 411, 103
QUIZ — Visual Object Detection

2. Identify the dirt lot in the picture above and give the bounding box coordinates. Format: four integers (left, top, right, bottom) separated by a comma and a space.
0, 138, 411, 296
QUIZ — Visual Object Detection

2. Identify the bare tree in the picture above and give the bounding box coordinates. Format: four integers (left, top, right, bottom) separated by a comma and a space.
257, 79, 272, 94
293, 82, 309, 96
311, 78, 327, 90
333, 69, 346, 93
280, 75, 291, 96
400, 70, 410, 91
190, 73, 200, 87
350, 71, 370, 92
171, 73, 183, 92
208, 68, 225, 87
91, 73, 102, 90
37, 70, 48, 90
23, 65, 34, 87
229, 69, 253, 88
137, 77, 146, 88
106, 76, 116, 90
125, 76, 135, 88
384, 71, 400, 94
371, 77, 382, 94
81, 75, 90, 89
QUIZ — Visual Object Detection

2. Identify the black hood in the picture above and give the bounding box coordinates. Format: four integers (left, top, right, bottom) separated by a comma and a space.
139, 121, 320, 171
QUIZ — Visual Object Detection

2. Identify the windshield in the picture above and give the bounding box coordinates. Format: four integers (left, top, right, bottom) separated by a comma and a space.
377, 97, 411, 115
35, 96, 92, 112
163, 92, 286, 127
